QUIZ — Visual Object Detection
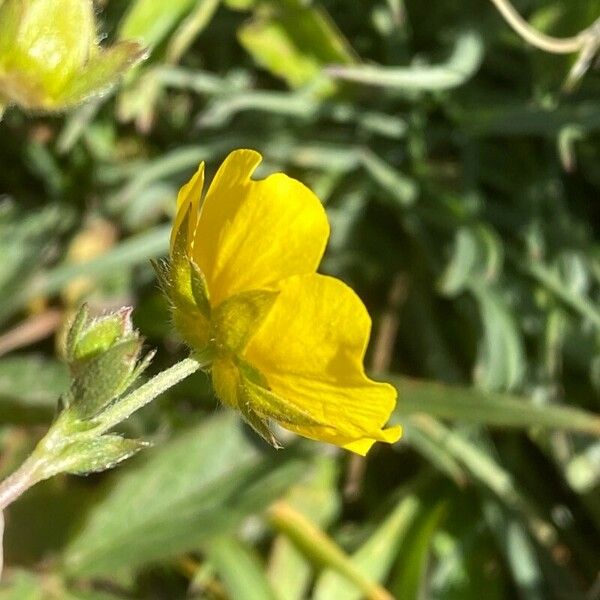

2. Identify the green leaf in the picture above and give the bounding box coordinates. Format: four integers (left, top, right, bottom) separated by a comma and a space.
360, 149, 418, 208
0, 202, 66, 325
51, 435, 148, 476
62, 414, 308, 576
482, 498, 546, 600
208, 536, 278, 600
470, 284, 526, 392
407, 418, 556, 549
118, 0, 197, 49
0, 570, 44, 599
268, 501, 394, 600
438, 225, 503, 296
402, 419, 468, 486
393, 376, 600, 435
326, 30, 483, 90
390, 501, 448, 600
267, 456, 340, 600
166, 0, 221, 64
0, 354, 68, 424
58, 42, 147, 107
313, 494, 421, 600
19, 225, 169, 309
238, 0, 354, 93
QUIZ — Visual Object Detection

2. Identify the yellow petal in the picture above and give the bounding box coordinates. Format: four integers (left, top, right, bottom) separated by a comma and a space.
170, 162, 204, 255
245, 273, 401, 455
191, 149, 329, 306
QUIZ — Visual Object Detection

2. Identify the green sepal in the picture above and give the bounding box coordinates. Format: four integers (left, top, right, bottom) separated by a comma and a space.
212, 289, 278, 354
150, 258, 172, 296
0, 0, 146, 111
241, 375, 321, 428
72, 308, 134, 364
169, 204, 195, 307
154, 205, 213, 351
235, 359, 320, 449
69, 338, 143, 419
49, 435, 149, 476
238, 397, 282, 450
65, 303, 90, 362
57, 41, 147, 108
190, 259, 211, 317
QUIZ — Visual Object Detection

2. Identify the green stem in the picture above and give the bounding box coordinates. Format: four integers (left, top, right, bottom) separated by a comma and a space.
0, 356, 206, 512
91, 356, 204, 435
0, 454, 43, 511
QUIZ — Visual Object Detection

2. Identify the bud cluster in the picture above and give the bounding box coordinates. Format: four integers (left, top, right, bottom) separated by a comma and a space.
25, 305, 155, 481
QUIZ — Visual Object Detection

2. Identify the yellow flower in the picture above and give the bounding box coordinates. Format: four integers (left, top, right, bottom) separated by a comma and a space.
159, 149, 401, 455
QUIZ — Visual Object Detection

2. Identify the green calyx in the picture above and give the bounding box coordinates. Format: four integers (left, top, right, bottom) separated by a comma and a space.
62, 304, 154, 420
159, 206, 290, 447
0, 0, 146, 112
161, 203, 279, 363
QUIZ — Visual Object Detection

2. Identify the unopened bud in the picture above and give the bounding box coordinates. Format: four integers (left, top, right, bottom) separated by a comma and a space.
0, 0, 146, 113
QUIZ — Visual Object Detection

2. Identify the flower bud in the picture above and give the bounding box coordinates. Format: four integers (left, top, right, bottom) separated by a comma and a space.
62, 305, 154, 419
0, 0, 146, 113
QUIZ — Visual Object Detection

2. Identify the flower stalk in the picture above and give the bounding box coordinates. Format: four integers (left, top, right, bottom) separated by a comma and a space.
0, 356, 205, 513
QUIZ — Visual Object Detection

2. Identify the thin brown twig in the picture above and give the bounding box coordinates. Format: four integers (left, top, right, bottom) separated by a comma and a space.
344, 274, 409, 501
0, 309, 63, 357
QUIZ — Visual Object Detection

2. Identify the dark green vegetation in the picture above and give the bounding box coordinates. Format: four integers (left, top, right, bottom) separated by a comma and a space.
1, 0, 600, 598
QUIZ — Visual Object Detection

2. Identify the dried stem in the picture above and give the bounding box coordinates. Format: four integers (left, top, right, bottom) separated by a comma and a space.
344, 274, 408, 501
489, 0, 600, 54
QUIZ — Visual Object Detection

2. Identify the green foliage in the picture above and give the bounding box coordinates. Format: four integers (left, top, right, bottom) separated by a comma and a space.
63, 415, 309, 576
1, 0, 600, 597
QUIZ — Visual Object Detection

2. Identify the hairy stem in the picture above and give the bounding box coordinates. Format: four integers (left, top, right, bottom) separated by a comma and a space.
0, 356, 206, 512
91, 356, 204, 435
0, 454, 43, 511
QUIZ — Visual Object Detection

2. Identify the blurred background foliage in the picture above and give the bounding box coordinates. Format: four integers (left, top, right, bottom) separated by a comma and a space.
1, 0, 600, 598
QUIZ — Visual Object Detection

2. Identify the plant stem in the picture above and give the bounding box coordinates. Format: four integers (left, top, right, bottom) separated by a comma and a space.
91, 356, 204, 436
0, 356, 206, 512
0, 454, 43, 511
489, 0, 600, 54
